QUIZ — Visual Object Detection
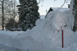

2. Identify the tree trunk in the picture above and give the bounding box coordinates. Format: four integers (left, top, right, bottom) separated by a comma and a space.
2, 0, 4, 30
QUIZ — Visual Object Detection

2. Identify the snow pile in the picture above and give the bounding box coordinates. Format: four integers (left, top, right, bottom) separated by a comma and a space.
69, 0, 74, 29
0, 10, 76, 51
63, 10, 74, 30
51, 11, 67, 31
45, 11, 72, 32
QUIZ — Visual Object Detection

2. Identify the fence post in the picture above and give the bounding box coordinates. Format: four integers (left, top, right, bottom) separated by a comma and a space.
62, 30, 64, 48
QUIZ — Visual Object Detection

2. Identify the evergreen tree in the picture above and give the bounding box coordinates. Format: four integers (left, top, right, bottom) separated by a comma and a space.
18, 0, 40, 31
73, 0, 77, 31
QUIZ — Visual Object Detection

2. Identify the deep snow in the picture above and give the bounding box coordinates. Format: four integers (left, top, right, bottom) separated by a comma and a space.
0, 3, 76, 51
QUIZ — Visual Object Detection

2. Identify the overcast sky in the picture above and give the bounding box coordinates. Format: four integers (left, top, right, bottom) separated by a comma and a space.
16, 0, 71, 15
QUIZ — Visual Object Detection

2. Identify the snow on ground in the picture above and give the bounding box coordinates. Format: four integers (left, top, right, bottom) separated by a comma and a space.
0, 10, 76, 51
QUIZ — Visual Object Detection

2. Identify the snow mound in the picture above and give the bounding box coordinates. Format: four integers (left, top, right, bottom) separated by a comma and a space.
51, 11, 67, 31
44, 11, 71, 32
63, 10, 74, 30
0, 10, 76, 51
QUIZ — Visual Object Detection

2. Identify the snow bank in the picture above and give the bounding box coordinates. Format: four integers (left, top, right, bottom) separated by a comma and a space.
69, 0, 74, 29
63, 10, 74, 30
46, 11, 73, 32
52, 11, 67, 31
0, 10, 76, 51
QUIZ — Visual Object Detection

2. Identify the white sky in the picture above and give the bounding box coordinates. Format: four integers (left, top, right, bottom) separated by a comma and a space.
16, 0, 71, 15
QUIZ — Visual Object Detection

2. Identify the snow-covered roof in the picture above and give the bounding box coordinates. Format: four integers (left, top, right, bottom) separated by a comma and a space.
40, 8, 69, 19
53, 8, 69, 12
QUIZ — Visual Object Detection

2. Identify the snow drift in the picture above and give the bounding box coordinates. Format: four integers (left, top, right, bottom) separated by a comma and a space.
0, 10, 76, 51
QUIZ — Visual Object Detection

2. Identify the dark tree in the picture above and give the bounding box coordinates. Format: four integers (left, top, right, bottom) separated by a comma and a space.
18, 0, 40, 31
6, 18, 17, 31
73, 0, 77, 31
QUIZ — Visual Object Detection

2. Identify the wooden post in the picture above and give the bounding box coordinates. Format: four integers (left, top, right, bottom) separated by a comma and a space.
62, 30, 64, 48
